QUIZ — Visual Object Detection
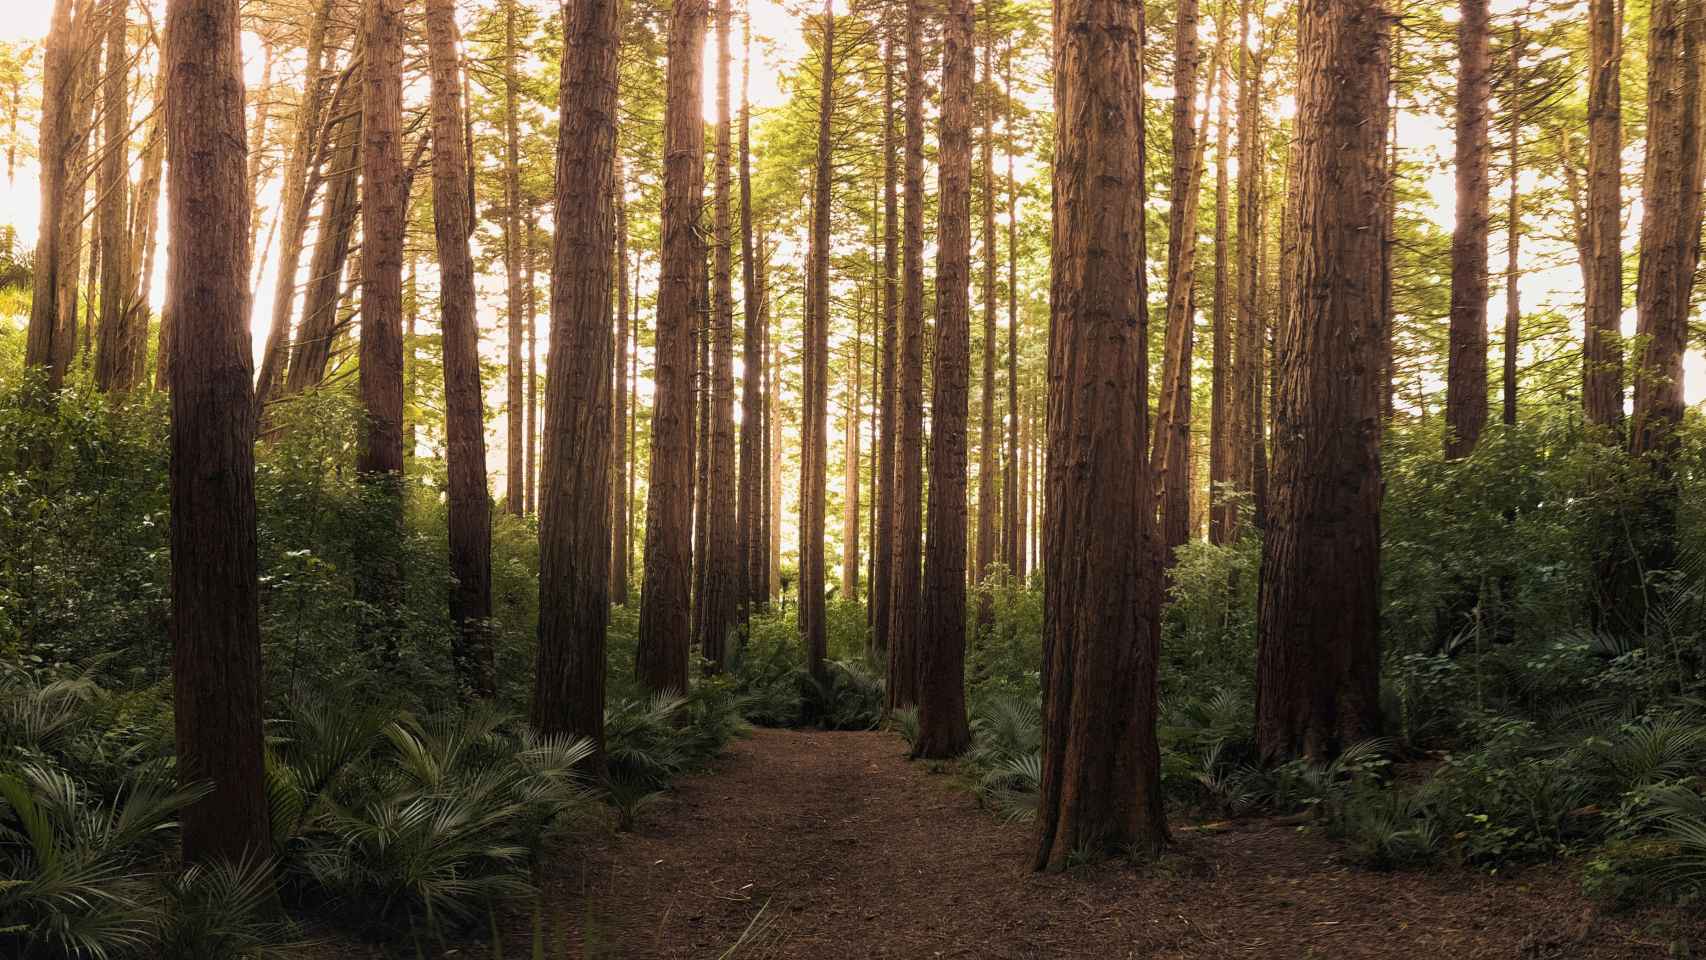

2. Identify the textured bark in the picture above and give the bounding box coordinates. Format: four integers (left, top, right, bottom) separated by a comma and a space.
534, 0, 618, 754
133, 88, 164, 389
693, 279, 710, 649
843, 305, 862, 600
528, 233, 540, 514
975, 2, 998, 594
284, 107, 360, 395
766, 239, 783, 599
915, 0, 974, 759
701, 0, 740, 670
612, 152, 631, 605
164, 0, 271, 867
425, 0, 495, 699
253, 0, 334, 413
1445, 0, 1491, 459
504, 0, 526, 516
637, 0, 708, 696
1229, 0, 1260, 537
1036, 0, 1167, 869
25, 0, 82, 394
738, 12, 766, 614
886, 0, 927, 712
1153, 0, 1202, 563
872, 17, 900, 658
1209, 55, 1232, 546
93, 0, 135, 393
1004, 44, 1022, 579
1255, 0, 1387, 763
1583, 0, 1624, 431
1380, 38, 1398, 423
1502, 27, 1522, 427
800, 0, 834, 681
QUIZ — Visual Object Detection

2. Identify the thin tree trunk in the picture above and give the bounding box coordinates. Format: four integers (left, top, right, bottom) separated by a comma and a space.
1255, 0, 1388, 762
637, 0, 708, 696
974, 0, 998, 599
284, 107, 360, 395
504, 0, 526, 516
1446, 0, 1491, 458
425, 0, 495, 699
1502, 26, 1522, 427
1209, 51, 1232, 545
1004, 42, 1021, 579
766, 237, 783, 599
25, 0, 82, 395
527, 229, 541, 513
612, 151, 631, 605
843, 304, 862, 599
1583, 0, 1624, 431
165, 0, 271, 868
1230, 0, 1260, 535
702, 0, 740, 670
915, 0, 974, 758
872, 11, 899, 658
738, 8, 766, 614
1035, 0, 1167, 869
94, 0, 134, 392
801, 0, 834, 681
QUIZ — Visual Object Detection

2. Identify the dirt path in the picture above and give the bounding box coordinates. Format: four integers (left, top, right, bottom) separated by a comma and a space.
534, 728, 1695, 959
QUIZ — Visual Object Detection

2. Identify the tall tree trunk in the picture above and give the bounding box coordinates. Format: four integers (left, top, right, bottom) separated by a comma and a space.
284, 108, 360, 395
94, 0, 134, 393
800, 0, 834, 681
1255, 0, 1388, 762
637, 0, 708, 696
702, 0, 740, 670
1209, 52, 1232, 545
1230, 0, 1260, 536
1502, 26, 1522, 428
533, 0, 618, 757
738, 8, 766, 614
1583, 0, 1624, 431
1380, 37, 1398, 423
165, 0, 271, 868
872, 14, 899, 658
613, 151, 631, 605
843, 305, 862, 599
528, 230, 540, 512
254, 0, 336, 412
1446, 0, 1491, 458
357, 0, 407, 653
133, 84, 165, 388
1036, 0, 1167, 869
766, 237, 783, 600
425, 0, 495, 699
1153, 0, 1202, 563
1004, 42, 1022, 580
886, 0, 927, 712
504, 0, 527, 516
915, 0, 974, 759
974, 0, 998, 598
25, 0, 82, 395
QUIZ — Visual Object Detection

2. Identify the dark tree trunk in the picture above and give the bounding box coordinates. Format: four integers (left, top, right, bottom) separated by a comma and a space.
974, 0, 998, 598
1035, 0, 1167, 868
425, 0, 495, 699
1502, 26, 1522, 427
94, 0, 135, 393
25, 0, 82, 395
533, 0, 619, 757
1209, 54, 1232, 546
165, 0, 271, 867
504, 0, 527, 517
701, 0, 739, 670
872, 13, 899, 659
1583, 0, 1624, 431
1231, 0, 1260, 538
1445, 0, 1491, 459
613, 151, 631, 605
1004, 43, 1021, 580
801, 0, 834, 681
738, 11, 766, 614
637, 0, 708, 696
914, 0, 974, 759
284, 106, 360, 396
886, 0, 926, 712
1255, 0, 1388, 763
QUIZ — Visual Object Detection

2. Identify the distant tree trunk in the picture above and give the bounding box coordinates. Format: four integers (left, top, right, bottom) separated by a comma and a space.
974, 0, 998, 602
425, 0, 495, 699
872, 15, 899, 658
1255, 0, 1387, 763
165, 0, 271, 868
738, 11, 767, 614
1380, 38, 1398, 423
1004, 43, 1022, 580
843, 305, 862, 600
284, 108, 360, 395
1625, 0, 1703, 585
58, 39, 96, 377
886, 0, 926, 712
766, 238, 783, 599
800, 0, 834, 681
1153, 0, 1202, 563
701, 0, 740, 671
1230, 0, 1260, 536
504, 0, 526, 516
1583, 0, 1624, 431
1502, 26, 1522, 427
612, 152, 631, 605
528, 232, 540, 513
133, 90, 165, 388
253, 0, 334, 413
93, 0, 135, 393
914, 0, 974, 759
1445, 0, 1491, 459
637, 0, 708, 696
1209, 53, 1232, 546
1035, 0, 1167, 870
357, 0, 408, 652
25, 0, 82, 395
693, 277, 710, 647
534, 0, 618, 755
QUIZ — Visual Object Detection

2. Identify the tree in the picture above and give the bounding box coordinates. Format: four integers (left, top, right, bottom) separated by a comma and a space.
612, 150, 631, 605
504, 0, 527, 516
425, 0, 495, 698
871, 11, 899, 659
914, 0, 974, 759
636, 0, 708, 696
1035, 0, 1167, 869
164, 0, 271, 867
974, 0, 998, 597
1209, 51, 1232, 545
93, 0, 136, 393
1254, 0, 1388, 763
1445, 0, 1491, 459
24, 0, 82, 396
701, 0, 740, 670
1003, 42, 1022, 579
1582, 0, 1623, 431
799, 0, 834, 681
886, 0, 926, 712
533, 0, 619, 754
738, 6, 767, 614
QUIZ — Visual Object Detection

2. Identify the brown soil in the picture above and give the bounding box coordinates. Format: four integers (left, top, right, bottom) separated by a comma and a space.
529, 728, 1699, 959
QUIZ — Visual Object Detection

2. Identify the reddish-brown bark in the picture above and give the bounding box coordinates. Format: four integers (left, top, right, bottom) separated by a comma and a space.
1446, 0, 1491, 459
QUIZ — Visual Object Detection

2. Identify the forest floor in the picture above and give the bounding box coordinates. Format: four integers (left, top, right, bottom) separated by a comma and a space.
524, 729, 1700, 960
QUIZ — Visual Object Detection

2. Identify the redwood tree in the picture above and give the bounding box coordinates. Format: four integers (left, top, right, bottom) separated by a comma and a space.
1255, 0, 1388, 762
165, 0, 271, 866
533, 0, 619, 752
915, 0, 974, 760
800, 0, 834, 681
738, 8, 766, 613
1036, 0, 1167, 868
1445, 0, 1491, 459
24, 0, 81, 395
871, 14, 900, 660
702, 0, 740, 669
1582, 0, 1624, 430
425, 0, 495, 698
636, 0, 708, 696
